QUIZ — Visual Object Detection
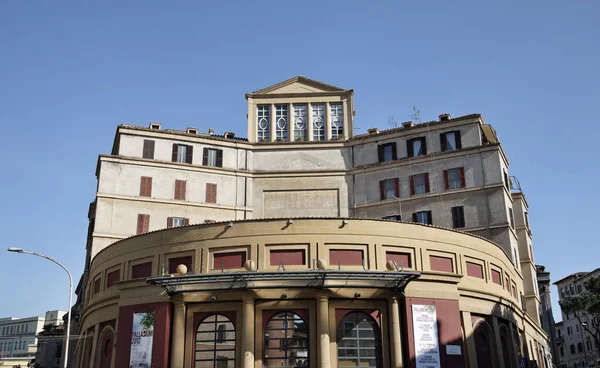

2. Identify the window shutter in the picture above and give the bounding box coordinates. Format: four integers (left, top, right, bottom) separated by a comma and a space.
216, 149, 223, 167
149, 140, 155, 158
172, 144, 178, 162
174, 180, 180, 200
181, 180, 186, 200
459, 167, 465, 188
424, 173, 430, 193
143, 214, 149, 233
184, 218, 189, 226
455, 131, 462, 149
212, 184, 217, 203
202, 148, 209, 166
406, 140, 414, 157
139, 178, 145, 196
409, 176, 415, 196
379, 181, 385, 200
377, 145, 384, 162
427, 211, 433, 225
137, 214, 144, 234
451, 207, 457, 228
440, 133, 447, 152
391, 144, 397, 160
167, 217, 173, 229
412, 213, 417, 222
443, 170, 449, 190
421, 138, 427, 155
393, 178, 400, 198
147, 177, 152, 197
186, 145, 193, 164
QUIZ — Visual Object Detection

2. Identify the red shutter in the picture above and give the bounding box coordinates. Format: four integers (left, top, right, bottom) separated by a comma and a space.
174, 180, 180, 200
424, 173, 430, 193
140, 177, 152, 197
455, 131, 462, 149
443, 170, 449, 190
139, 178, 144, 196
409, 176, 415, 196
459, 167, 465, 188
202, 148, 209, 166
216, 149, 223, 167
393, 178, 400, 198
184, 218, 190, 226
379, 181, 385, 200
167, 217, 173, 229
181, 180, 186, 200
174, 180, 186, 200
172, 144, 178, 162
137, 214, 144, 234
143, 214, 149, 233
186, 145, 193, 164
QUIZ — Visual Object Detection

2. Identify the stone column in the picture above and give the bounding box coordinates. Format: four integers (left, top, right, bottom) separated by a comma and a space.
325, 102, 332, 140
242, 297, 255, 368
170, 301, 186, 368
270, 103, 276, 142
316, 295, 331, 368
307, 103, 313, 141
389, 296, 403, 368
461, 311, 478, 368
491, 316, 505, 368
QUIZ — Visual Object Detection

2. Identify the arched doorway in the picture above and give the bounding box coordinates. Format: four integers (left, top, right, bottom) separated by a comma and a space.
337, 311, 381, 368
263, 312, 308, 368
97, 327, 114, 368
500, 327, 515, 368
473, 322, 494, 368
195, 314, 236, 368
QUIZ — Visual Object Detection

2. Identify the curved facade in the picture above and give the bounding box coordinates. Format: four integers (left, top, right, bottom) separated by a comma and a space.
76, 218, 549, 368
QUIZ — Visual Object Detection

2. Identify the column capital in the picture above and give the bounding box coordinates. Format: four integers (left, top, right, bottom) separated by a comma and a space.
316, 295, 329, 303
242, 296, 255, 304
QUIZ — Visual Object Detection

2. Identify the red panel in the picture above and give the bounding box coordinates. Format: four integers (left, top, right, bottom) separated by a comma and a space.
329, 249, 364, 266
386, 252, 411, 268
106, 270, 120, 288
93, 278, 101, 294
131, 262, 153, 279
403, 297, 466, 368
168, 256, 192, 274
466, 262, 484, 279
491, 270, 502, 285
269, 249, 306, 266
213, 251, 246, 269
114, 302, 171, 368
429, 255, 454, 273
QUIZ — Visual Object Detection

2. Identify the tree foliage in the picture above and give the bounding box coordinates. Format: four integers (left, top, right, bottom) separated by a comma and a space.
559, 276, 600, 348
140, 312, 154, 330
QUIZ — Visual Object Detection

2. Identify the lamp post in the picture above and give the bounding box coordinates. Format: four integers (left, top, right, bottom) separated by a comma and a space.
7, 247, 72, 368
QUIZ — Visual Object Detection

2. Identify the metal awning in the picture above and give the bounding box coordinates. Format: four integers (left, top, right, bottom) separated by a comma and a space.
147, 270, 420, 295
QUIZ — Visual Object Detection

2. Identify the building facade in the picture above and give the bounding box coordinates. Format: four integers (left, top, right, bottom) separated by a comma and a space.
537, 265, 559, 364
0, 316, 45, 359
554, 269, 600, 368
73, 76, 551, 368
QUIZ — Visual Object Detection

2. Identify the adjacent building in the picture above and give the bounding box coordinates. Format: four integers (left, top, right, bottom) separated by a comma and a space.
537, 265, 559, 364
73, 76, 551, 368
554, 269, 600, 368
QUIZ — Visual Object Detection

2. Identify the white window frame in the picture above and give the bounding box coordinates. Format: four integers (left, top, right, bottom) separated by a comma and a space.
275, 105, 288, 141
330, 103, 344, 139
312, 104, 325, 141
257, 105, 270, 141
293, 105, 307, 141
172, 217, 186, 228
176, 144, 188, 163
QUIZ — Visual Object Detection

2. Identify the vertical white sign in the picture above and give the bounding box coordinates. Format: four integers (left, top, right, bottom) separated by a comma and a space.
129, 312, 154, 368
412, 305, 441, 368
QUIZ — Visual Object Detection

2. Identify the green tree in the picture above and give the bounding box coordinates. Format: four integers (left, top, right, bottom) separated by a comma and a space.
559, 276, 600, 350
140, 312, 154, 330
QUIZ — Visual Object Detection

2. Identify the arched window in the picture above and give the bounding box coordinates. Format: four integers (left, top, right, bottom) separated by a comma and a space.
337, 312, 381, 368
474, 323, 493, 368
195, 314, 235, 368
264, 312, 308, 368
97, 327, 115, 368
500, 327, 515, 368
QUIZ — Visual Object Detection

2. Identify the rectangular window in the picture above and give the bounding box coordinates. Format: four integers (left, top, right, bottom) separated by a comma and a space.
202, 148, 223, 167
407, 137, 427, 157
503, 171, 510, 190
379, 178, 399, 200
466, 262, 484, 279
576, 324, 579, 332
560, 346, 564, 357
440, 131, 462, 152
213, 251, 246, 269
410, 173, 430, 195
413, 211, 432, 225
312, 104, 325, 141
174, 180, 186, 200
142, 140, 155, 159
386, 251, 411, 268
444, 167, 465, 190
491, 269, 502, 285
139, 176, 152, 197
167, 217, 189, 228
269, 249, 306, 266
329, 249, 364, 266
382, 215, 401, 221
293, 105, 307, 141
275, 105, 288, 141
509, 208, 515, 228
429, 255, 453, 272
257, 105, 270, 141
577, 284, 582, 293
93, 278, 101, 295
131, 262, 152, 279
206, 183, 217, 203
330, 103, 344, 139
168, 256, 192, 274
378, 143, 397, 162
524, 212, 530, 229
106, 270, 120, 288
136, 214, 150, 234
451, 206, 466, 228
567, 326, 571, 335
172, 144, 193, 164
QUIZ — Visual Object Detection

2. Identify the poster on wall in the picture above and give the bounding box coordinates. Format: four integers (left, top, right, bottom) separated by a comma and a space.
129, 312, 154, 368
412, 305, 441, 368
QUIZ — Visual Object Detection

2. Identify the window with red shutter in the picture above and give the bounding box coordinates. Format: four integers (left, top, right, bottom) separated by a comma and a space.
136, 214, 150, 234
411, 173, 428, 195
106, 270, 120, 288
142, 140, 155, 159
140, 177, 152, 197
93, 277, 101, 295
131, 262, 153, 279
206, 183, 217, 203
174, 180, 187, 200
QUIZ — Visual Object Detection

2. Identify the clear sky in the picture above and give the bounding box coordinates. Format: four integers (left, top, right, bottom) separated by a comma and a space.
0, 1, 598, 322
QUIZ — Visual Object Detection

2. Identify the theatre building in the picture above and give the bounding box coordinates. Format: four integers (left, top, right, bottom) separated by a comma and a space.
72, 77, 551, 368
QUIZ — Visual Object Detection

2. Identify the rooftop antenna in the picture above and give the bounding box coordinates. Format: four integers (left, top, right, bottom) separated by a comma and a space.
389, 116, 398, 128
410, 105, 421, 123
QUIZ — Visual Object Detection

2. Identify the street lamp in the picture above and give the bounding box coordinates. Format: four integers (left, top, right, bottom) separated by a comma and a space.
7, 247, 73, 368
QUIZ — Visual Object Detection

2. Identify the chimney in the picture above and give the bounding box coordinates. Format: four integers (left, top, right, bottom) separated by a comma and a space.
149, 122, 161, 130
402, 121, 414, 128
439, 113, 451, 121
367, 128, 379, 135
208, 128, 215, 135
224, 132, 235, 139
186, 127, 198, 135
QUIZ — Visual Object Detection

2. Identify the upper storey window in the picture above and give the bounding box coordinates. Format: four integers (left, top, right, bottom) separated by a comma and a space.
257, 105, 270, 142
275, 105, 288, 141
312, 104, 326, 141
293, 105, 307, 141
378, 143, 397, 162
172, 144, 193, 164
330, 103, 344, 139
440, 131, 462, 152
407, 137, 427, 157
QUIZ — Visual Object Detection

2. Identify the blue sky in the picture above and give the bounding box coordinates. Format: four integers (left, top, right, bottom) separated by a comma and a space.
0, 1, 598, 322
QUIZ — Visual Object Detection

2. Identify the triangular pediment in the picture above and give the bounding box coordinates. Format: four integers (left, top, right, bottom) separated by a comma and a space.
247, 76, 349, 96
